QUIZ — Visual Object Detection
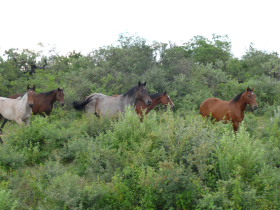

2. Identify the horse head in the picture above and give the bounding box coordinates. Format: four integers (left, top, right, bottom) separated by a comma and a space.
161, 91, 175, 110
136, 81, 152, 106
27, 85, 36, 108
244, 87, 258, 111
56, 88, 65, 106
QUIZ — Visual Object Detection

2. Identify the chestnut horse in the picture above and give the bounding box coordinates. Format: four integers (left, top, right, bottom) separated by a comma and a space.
199, 87, 258, 131
73, 82, 152, 118
136, 91, 175, 117
0, 85, 36, 137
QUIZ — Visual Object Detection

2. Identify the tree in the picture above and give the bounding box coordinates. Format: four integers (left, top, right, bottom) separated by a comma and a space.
184, 34, 232, 65
4, 48, 47, 75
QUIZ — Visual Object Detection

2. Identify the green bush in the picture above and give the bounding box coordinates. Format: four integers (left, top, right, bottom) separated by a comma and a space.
0, 189, 18, 210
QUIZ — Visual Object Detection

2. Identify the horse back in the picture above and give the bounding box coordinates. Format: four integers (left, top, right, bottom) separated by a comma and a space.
9, 93, 23, 99
200, 97, 231, 121
0, 97, 22, 120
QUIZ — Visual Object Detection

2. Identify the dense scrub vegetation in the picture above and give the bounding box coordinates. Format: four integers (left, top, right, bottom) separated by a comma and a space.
1, 34, 280, 209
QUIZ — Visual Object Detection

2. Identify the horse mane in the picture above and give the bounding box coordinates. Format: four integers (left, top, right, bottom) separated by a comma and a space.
232, 91, 245, 102
150, 93, 162, 99
123, 86, 138, 97
40, 90, 57, 96
232, 88, 253, 102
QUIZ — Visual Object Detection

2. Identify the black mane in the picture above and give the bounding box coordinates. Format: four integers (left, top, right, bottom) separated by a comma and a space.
123, 86, 137, 97
232, 91, 245, 102
150, 93, 162, 99
40, 89, 56, 96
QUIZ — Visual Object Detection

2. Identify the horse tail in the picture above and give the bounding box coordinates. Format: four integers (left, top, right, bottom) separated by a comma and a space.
73, 97, 93, 111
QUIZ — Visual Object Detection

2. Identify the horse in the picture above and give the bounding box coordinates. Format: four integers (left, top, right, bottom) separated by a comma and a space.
9, 88, 65, 117
0, 85, 36, 137
73, 81, 152, 118
135, 91, 175, 117
199, 87, 258, 131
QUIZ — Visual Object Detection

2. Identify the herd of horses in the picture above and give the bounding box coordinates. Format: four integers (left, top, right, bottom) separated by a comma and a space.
0, 82, 258, 143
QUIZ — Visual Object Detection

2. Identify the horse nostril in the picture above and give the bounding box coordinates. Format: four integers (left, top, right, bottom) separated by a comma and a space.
30, 104, 34, 108
148, 101, 152, 105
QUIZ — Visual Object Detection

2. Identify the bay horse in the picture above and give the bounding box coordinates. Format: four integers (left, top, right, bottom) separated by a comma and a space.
9, 88, 65, 117
199, 87, 258, 131
136, 91, 175, 117
73, 82, 152, 118
0, 85, 36, 137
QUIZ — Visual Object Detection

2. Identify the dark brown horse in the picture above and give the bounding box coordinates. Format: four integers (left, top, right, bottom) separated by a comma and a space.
199, 87, 258, 131
136, 91, 175, 117
9, 88, 65, 117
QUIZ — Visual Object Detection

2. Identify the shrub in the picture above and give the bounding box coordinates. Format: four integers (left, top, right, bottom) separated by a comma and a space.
0, 189, 18, 210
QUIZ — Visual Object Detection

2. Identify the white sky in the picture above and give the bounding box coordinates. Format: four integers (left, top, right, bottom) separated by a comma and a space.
0, 0, 279, 58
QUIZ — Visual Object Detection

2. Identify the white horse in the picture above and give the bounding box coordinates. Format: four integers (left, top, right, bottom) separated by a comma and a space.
0, 85, 36, 136
73, 82, 152, 118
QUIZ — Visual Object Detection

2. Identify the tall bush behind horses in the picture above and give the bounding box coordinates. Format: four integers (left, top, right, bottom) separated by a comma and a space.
73, 82, 152, 118
199, 87, 258, 131
0, 85, 36, 138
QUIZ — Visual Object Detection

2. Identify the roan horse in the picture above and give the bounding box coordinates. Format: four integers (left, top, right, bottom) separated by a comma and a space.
199, 87, 258, 131
136, 91, 175, 117
73, 82, 152, 118
0, 85, 36, 139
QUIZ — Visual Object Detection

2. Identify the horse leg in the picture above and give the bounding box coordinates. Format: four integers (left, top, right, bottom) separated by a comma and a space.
39, 113, 46, 118
25, 118, 31, 125
0, 118, 9, 134
15, 119, 24, 125
94, 112, 100, 118
233, 122, 239, 132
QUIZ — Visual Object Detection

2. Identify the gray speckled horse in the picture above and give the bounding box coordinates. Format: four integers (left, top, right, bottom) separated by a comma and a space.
0, 85, 36, 137
73, 82, 152, 118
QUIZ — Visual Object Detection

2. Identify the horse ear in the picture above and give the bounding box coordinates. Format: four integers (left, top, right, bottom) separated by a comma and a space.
246, 86, 251, 92
143, 82, 146, 86
252, 87, 255, 91
138, 81, 141, 86
33, 85, 35, 90
27, 84, 30, 90
163, 90, 167, 95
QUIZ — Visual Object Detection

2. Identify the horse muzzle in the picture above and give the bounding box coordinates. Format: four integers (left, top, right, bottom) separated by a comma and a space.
252, 105, 258, 111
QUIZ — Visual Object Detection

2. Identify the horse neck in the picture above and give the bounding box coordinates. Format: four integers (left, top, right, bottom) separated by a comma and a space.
147, 94, 162, 111
121, 94, 136, 106
44, 91, 57, 104
232, 93, 247, 113
18, 93, 30, 110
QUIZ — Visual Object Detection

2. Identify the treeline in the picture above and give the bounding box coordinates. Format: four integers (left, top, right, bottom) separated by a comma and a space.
0, 34, 280, 209
1, 34, 280, 112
